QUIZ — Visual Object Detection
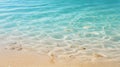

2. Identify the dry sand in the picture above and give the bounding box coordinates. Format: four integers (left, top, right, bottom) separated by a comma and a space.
0, 47, 120, 67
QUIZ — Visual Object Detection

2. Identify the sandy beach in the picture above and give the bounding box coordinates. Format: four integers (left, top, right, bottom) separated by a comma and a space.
0, 47, 120, 67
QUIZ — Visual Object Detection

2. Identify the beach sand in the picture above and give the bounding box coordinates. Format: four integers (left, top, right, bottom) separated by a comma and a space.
0, 47, 120, 67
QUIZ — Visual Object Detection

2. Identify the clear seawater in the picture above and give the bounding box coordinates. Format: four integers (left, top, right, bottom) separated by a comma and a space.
0, 0, 120, 61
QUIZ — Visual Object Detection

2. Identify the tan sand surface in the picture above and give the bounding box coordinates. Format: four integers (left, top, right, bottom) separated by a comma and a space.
0, 47, 120, 67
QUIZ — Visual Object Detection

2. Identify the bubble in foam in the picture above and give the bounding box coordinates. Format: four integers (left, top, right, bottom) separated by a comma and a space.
83, 25, 92, 29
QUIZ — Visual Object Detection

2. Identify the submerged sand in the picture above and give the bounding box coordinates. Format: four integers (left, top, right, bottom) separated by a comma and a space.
0, 47, 120, 67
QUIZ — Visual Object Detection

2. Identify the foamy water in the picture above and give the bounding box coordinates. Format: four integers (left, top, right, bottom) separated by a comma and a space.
0, 0, 120, 62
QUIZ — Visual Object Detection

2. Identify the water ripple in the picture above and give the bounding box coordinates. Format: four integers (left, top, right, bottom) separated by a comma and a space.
0, 0, 120, 62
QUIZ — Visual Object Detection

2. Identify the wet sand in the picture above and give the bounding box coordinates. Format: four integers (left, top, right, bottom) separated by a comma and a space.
0, 47, 120, 67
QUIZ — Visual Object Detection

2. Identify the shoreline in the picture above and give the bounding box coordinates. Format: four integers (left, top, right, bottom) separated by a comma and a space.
0, 47, 120, 67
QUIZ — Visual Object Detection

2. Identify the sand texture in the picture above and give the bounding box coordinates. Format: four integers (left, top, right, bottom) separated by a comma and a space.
0, 47, 120, 67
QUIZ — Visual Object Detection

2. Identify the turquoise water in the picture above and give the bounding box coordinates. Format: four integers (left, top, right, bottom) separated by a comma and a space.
0, 0, 120, 61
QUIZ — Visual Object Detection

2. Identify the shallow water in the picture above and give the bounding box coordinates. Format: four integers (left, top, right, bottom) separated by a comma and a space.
0, 0, 120, 62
